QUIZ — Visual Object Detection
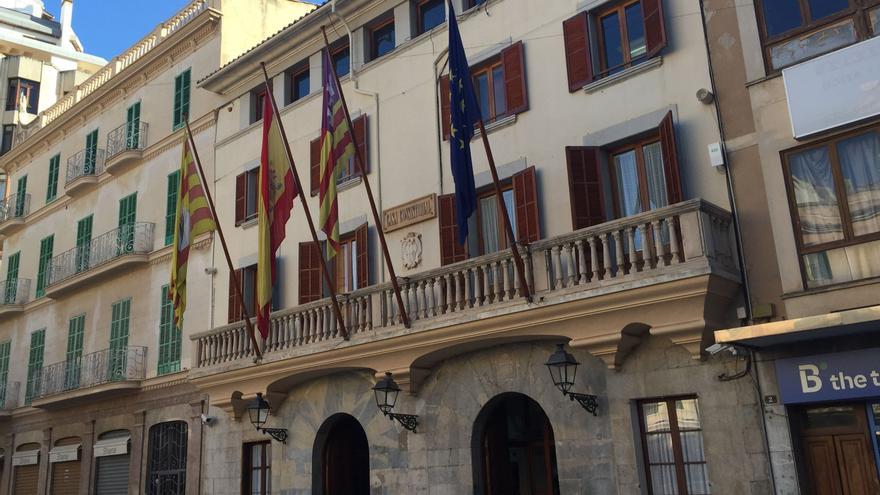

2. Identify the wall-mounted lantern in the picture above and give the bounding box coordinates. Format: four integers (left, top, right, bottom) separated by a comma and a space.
247, 393, 289, 443
372, 372, 419, 432
545, 344, 599, 415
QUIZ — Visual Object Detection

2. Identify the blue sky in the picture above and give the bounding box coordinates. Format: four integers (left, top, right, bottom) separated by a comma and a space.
44, 0, 325, 61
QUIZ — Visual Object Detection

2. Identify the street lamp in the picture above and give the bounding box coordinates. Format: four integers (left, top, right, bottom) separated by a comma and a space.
545, 343, 599, 415
247, 393, 288, 443
372, 372, 419, 432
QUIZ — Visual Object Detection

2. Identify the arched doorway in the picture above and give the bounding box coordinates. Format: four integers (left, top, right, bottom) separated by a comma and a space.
312, 413, 369, 495
146, 421, 187, 495
473, 393, 560, 495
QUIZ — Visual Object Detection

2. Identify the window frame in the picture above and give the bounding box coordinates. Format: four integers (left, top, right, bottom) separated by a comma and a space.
367, 15, 396, 62
46, 154, 60, 203
1, 125, 13, 155
331, 40, 351, 79
285, 62, 310, 105
239, 167, 260, 225
173, 69, 192, 131
470, 58, 507, 124
607, 134, 664, 219
475, 183, 516, 255
250, 86, 268, 124
242, 441, 271, 495
416, 0, 446, 36
36, 235, 53, 298
158, 285, 181, 375
595, 0, 649, 77
6, 78, 40, 113
333, 231, 359, 293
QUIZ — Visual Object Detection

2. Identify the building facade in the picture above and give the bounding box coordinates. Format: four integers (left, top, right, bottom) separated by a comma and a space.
0, 1, 315, 494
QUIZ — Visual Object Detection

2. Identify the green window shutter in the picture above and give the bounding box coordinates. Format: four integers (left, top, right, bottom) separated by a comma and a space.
118, 193, 137, 254
25, 329, 45, 404
158, 285, 181, 375
76, 215, 93, 272
165, 171, 180, 246
85, 129, 98, 174
126, 102, 141, 149
173, 69, 191, 130
46, 155, 60, 202
0, 341, 10, 406
4, 251, 20, 304
14, 175, 27, 217
36, 235, 54, 298
64, 315, 85, 390
109, 299, 131, 381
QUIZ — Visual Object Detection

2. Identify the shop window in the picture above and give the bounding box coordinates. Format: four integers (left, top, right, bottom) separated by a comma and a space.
146, 421, 187, 495
309, 115, 368, 196
6, 78, 39, 113
242, 441, 271, 495
234, 167, 259, 225
314, 413, 369, 495
416, 0, 445, 36
285, 63, 310, 104
299, 223, 368, 304
367, 14, 395, 61
637, 397, 710, 495
782, 125, 880, 288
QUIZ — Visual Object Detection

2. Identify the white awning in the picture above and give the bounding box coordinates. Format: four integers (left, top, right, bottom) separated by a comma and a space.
12, 450, 39, 466
93, 435, 130, 457
49, 444, 80, 463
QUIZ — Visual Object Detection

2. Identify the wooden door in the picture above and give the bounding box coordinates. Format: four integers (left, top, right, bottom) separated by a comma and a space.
835, 434, 879, 495
804, 436, 843, 495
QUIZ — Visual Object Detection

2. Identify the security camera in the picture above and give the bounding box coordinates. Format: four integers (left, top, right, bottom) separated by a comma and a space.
200, 414, 216, 426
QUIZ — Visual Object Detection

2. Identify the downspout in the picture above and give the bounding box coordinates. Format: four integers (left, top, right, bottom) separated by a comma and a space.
433, 48, 449, 195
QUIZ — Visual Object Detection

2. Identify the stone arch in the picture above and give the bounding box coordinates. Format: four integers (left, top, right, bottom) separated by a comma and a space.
311, 412, 370, 495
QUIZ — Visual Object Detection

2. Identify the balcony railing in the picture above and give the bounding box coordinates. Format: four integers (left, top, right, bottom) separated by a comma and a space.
33, 346, 147, 400
48, 222, 154, 286
0, 192, 30, 222
193, 199, 736, 368
107, 121, 148, 160
66, 148, 105, 185
0, 381, 20, 411
0, 278, 30, 306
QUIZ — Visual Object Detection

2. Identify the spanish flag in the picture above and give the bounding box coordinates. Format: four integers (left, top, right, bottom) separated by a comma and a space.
256, 89, 296, 339
169, 139, 216, 327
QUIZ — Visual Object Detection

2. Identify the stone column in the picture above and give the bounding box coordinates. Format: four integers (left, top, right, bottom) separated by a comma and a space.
129, 410, 146, 495
186, 400, 204, 495
36, 428, 51, 495
79, 420, 95, 494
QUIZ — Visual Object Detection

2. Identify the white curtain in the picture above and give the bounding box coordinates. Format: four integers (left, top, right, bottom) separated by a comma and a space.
789, 146, 843, 246
480, 196, 500, 254
644, 142, 668, 209
837, 130, 880, 237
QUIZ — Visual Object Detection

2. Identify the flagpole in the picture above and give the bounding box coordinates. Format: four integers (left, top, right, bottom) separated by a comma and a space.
184, 119, 263, 360
320, 26, 411, 329
259, 63, 350, 340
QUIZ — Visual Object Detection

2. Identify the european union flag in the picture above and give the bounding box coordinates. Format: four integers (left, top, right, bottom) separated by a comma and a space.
447, 0, 481, 245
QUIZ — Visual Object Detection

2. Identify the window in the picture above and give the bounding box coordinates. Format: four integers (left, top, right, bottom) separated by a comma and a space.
476, 187, 516, 255
637, 397, 709, 495
242, 441, 271, 495
147, 422, 187, 495
14, 174, 26, 217
109, 298, 131, 380
250, 86, 267, 124
64, 314, 85, 390
158, 285, 181, 375
118, 193, 137, 254
332, 41, 351, 78
0, 341, 9, 406
75, 215, 93, 273
368, 15, 395, 61
1, 125, 13, 155
46, 154, 60, 202
25, 329, 45, 405
234, 167, 260, 225
416, 0, 445, 35
126, 102, 142, 149
85, 129, 99, 175
439, 42, 528, 140
166, 171, 180, 246
228, 264, 258, 323
464, 0, 487, 10
309, 115, 368, 196
755, 0, 876, 71
872, 6, 880, 34
562, 0, 666, 91
299, 224, 368, 304
173, 69, 191, 130
36, 235, 53, 298
4, 251, 20, 304
6, 78, 39, 113
285, 63, 310, 104
610, 138, 669, 219
334, 231, 361, 293
782, 125, 880, 288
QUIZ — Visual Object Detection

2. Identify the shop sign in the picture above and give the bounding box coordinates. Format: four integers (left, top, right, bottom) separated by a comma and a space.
776, 347, 880, 404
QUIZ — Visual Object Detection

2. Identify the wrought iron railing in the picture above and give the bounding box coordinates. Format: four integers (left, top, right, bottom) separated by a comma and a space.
66, 148, 105, 185
48, 222, 154, 286
0, 192, 30, 221
0, 278, 30, 305
107, 121, 148, 160
34, 346, 147, 399
0, 381, 20, 410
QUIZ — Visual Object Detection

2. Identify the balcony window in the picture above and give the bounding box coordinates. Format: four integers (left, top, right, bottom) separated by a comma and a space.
299, 224, 368, 304
598, 1, 647, 76
309, 115, 369, 196
173, 69, 191, 130
783, 125, 880, 288
228, 264, 258, 323
368, 15, 396, 61
476, 187, 516, 255
285, 63, 310, 104
24, 329, 45, 405
234, 167, 259, 226
472, 60, 506, 124
6, 78, 39, 113
416, 0, 445, 35
334, 231, 361, 293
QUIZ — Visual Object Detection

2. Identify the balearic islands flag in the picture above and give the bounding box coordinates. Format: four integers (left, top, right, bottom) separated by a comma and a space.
256, 88, 296, 339
318, 47, 356, 259
169, 139, 216, 327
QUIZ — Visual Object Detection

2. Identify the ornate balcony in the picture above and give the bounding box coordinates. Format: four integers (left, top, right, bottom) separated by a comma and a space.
30, 346, 147, 409
45, 222, 154, 298
65, 148, 105, 197
191, 200, 740, 393
105, 121, 148, 174
0, 192, 30, 235
0, 381, 20, 418
0, 278, 30, 319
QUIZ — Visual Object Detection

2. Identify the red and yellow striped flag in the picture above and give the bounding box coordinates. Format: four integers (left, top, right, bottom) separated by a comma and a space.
169, 139, 216, 327
319, 47, 355, 259
257, 88, 296, 339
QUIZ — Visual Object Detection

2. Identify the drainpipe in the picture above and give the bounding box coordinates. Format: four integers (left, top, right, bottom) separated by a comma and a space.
433, 48, 449, 195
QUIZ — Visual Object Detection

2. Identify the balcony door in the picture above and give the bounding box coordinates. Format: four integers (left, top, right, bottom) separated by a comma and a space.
75, 215, 93, 273
315, 413, 369, 495
4, 252, 19, 304
108, 299, 131, 381
125, 102, 141, 149
117, 193, 137, 254
84, 129, 99, 175
63, 315, 84, 390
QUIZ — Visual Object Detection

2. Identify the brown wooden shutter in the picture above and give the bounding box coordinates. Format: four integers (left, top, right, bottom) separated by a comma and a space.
228, 269, 243, 323
234, 172, 246, 226
566, 146, 606, 229
310, 137, 321, 197
355, 223, 369, 289
51, 459, 81, 495
658, 111, 683, 205
353, 114, 369, 175
13, 465, 38, 494
439, 75, 451, 141
513, 166, 540, 243
501, 41, 528, 115
298, 241, 322, 304
439, 194, 468, 265
643, 0, 667, 57
563, 12, 593, 92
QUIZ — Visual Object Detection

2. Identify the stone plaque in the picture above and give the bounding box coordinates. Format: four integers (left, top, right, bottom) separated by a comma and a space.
401, 232, 423, 270
383, 194, 436, 233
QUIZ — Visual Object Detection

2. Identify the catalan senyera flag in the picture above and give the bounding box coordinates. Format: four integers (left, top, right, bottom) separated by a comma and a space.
318, 47, 356, 259
256, 87, 296, 339
169, 139, 216, 327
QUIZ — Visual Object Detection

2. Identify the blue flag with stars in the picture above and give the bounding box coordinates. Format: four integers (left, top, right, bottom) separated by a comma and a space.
447, 0, 481, 245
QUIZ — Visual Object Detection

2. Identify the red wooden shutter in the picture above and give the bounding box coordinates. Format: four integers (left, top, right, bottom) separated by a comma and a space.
355, 223, 369, 289
234, 172, 246, 226
310, 137, 321, 197
566, 146, 606, 229
439, 75, 451, 141
643, 0, 667, 57
298, 241, 322, 304
438, 194, 468, 265
563, 12, 593, 92
513, 166, 540, 243
501, 41, 528, 115
353, 114, 369, 175
228, 269, 243, 323
658, 111, 682, 205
